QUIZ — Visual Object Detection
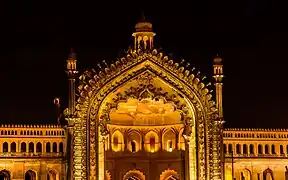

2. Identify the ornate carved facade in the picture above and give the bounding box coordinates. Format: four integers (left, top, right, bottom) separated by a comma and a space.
0, 124, 66, 180
0, 18, 287, 180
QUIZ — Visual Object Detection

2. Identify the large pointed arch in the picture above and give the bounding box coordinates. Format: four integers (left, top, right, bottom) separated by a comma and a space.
74, 49, 219, 180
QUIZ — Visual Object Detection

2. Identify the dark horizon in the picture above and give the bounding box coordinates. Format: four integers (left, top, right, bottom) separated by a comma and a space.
0, 3, 287, 128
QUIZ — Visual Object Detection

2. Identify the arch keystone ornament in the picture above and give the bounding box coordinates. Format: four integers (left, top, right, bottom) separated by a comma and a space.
69, 48, 222, 180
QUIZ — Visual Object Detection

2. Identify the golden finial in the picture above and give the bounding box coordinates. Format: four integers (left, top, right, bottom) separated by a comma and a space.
213, 54, 222, 65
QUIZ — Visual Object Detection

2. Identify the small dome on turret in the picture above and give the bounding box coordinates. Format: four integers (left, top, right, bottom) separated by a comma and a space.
135, 14, 153, 32
213, 55, 222, 65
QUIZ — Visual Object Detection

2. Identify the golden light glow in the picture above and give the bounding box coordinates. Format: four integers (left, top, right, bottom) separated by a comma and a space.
109, 97, 181, 125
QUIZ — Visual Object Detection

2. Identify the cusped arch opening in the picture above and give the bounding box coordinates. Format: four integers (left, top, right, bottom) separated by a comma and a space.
123, 169, 145, 180
241, 168, 252, 180
47, 168, 58, 180
105, 170, 112, 180
101, 71, 195, 127
127, 130, 142, 152
25, 170, 36, 180
144, 131, 159, 152
0, 169, 11, 180
111, 130, 124, 152
263, 168, 274, 180
162, 129, 176, 152
160, 169, 180, 180
76, 49, 218, 180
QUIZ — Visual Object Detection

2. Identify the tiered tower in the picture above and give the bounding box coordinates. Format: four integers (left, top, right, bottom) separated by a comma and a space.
132, 15, 156, 50
213, 55, 225, 180
65, 48, 78, 180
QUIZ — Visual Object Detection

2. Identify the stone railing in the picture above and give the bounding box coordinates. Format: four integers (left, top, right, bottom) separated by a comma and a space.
0, 152, 65, 157
225, 153, 286, 158
106, 150, 184, 158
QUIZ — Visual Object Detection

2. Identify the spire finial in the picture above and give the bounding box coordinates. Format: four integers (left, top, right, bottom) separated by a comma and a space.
69, 48, 76, 60
213, 55, 222, 65
141, 11, 146, 21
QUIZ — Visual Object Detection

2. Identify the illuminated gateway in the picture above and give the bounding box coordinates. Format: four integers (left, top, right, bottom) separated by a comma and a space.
0, 17, 287, 180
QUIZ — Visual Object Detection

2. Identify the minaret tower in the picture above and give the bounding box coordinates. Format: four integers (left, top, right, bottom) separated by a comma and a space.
66, 48, 78, 116
132, 14, 156, 50
65, 48, 78, 180
213, 55, 225, 180
213, 55, 224, 118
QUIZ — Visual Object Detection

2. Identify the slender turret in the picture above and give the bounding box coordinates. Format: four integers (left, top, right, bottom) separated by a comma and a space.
132, 14, 156, 50
65, 48, 78, 180
213, 55, 225, 180
213, 55, 224, 118
66, 48, 78, 117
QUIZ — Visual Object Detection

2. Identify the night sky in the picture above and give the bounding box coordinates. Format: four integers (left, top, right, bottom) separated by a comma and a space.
0, 2, 287, 128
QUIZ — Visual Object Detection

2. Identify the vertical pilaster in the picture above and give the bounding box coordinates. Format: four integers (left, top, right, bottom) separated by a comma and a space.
73, 118, 83, 180
97, 126, 106, 180
40, 161, 47, 180
184, 134, 197, 180
65, 48, 79, 180
213, 56, 224, 180
212, 119, 224, 180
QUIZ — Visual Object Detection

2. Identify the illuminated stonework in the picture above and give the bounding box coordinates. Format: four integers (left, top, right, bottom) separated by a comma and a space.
223, 128, 288, 180
3, 17, 288, 180
69, 17, 219, 180
0, 124, 66, 180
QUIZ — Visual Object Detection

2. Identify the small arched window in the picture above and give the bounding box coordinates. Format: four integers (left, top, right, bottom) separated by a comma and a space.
36, 142, 42, 153
258, 144, 263, 154
46, 142, 51, 153
52, 142, 57, 153
280, 145, 284, 154
21, 142, 26, 152
243, 144, 248, 154
11, 142, 16, 152
228, 144, 233, 154
29, 142, 34, 152
265, 145, 269, 154
236, 144, 241, 154
3, 142, 8, 152
271, 145, 276, 154
249, 144, 254, 154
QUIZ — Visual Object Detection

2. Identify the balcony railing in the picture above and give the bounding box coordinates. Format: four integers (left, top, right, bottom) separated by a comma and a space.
106, 150, 185, 158
225, 153, 286, 158
0, 152, 65, 157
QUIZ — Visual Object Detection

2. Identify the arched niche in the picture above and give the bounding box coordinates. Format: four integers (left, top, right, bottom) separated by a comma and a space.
263, 168, 274, 180
0, 169, 11, 180
144, 131, 159, 152
127, 131, 141, 152
75, 49, 218, 180
242, 168, 252, 180
162, 129, 176, 152
47, 169, 58, 180
25, 170, 36, 180
111, 130, 124, 152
